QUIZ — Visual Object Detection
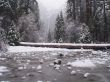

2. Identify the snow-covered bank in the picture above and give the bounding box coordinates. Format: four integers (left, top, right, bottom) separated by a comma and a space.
67, 59, 96, 68
7, 46, 110, 68
8, 46, 92, 52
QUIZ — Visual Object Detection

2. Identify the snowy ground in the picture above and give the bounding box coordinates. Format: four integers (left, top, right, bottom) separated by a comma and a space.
0, 46, 110, 82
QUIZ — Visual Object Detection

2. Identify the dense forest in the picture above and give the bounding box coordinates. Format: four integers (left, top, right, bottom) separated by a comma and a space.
0, 0, 110, 50
54, 0, 110, 43
0, 0, 41, 50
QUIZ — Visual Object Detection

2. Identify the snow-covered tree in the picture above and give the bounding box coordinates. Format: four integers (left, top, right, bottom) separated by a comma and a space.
54, 12, 66, 43
7, 22, 19, 46
48, 30, 52, 42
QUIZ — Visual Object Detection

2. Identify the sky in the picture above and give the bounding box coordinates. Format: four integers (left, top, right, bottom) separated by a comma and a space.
37, 0, 67, 11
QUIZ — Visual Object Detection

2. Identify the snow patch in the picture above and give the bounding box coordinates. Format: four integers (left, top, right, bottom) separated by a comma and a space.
67, 59, 96, 68
0, 66, 9, 72
8, 46, 92, 52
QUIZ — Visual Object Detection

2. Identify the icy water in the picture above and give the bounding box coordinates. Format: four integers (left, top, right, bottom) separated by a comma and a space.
0, 49, 110, 82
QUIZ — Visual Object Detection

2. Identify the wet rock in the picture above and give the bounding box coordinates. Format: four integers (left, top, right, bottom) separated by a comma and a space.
57, 53, 64, 59
54, 59, 61, 65
27, 73, 34, 76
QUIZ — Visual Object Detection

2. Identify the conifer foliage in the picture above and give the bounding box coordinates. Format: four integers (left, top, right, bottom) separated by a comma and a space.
54, 12, 66, 43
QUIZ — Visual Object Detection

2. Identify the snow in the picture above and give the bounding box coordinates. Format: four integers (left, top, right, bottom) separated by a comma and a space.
8, 46, 92, 53
0, 81, 10, 82
84, 73, 90, 78
71, 70, 76, 75
0, 66, 9, 72
37, 65, 42, 70
67, 59, 96, 68
37, 81, 43, 82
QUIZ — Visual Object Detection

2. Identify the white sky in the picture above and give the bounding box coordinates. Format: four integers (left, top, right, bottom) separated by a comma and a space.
37, 0, 67, 10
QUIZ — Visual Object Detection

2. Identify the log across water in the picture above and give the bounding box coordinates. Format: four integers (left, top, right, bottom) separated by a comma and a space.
20, 42, 110, 49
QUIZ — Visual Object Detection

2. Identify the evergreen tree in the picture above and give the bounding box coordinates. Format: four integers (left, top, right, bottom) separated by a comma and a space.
48, 30, 52, 42
54, 12, 66, 43
7, 21, 19, 46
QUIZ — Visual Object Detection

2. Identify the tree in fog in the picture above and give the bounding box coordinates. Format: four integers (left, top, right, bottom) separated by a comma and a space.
66, 0, 110, 43
54, 12, 66, 43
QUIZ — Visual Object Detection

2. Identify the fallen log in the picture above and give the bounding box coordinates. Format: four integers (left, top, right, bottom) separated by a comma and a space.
19, 42, 110, 49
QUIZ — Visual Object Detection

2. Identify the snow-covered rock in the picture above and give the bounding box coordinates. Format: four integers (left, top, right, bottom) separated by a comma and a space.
49, 63, 54, 67
37, 81, 43, 82
39, 59, 44, 64
54, 59, 61, 65
67, 59, 95, 68
54, 65, 60, 70
84, 73, 90, 78
0, 73, 3, 76
37, 65, 42, 70
18, 67, 24, 70
0, 66, 9, 72
67, 66, 72, 70
71, 70, 76, 75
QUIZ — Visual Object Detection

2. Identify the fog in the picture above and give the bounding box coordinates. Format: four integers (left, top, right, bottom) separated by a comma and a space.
37, 0, 67, 42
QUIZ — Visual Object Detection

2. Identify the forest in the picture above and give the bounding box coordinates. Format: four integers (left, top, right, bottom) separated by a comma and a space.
0, 0, 110, 50
0, 0, 110, 82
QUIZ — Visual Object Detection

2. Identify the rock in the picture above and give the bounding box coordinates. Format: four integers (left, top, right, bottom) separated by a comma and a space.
18, 67, 24, 70
21, 76, 26, 79
0, 72, 3, 76
38, 71, 42, 73
66, 62, 72, 66
32, 66, 36, 69
58, 53, 64, 59
107, 65, 110, 68
84, 73, 90, 78
37, 65, 42, 70
67, 66, 72, 70
71, 70, 76, 75
37, 81, 43, 82
39, 59, 44, 64
54, 65, 60, 70
54, 59, 61, 65
27, 60, 31, 63
49, 63, 54, 66
27, 73, 34, 76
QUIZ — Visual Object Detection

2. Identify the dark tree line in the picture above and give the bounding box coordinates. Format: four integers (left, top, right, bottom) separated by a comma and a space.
54, 12, 66, 43
0, 0, 40, 46
65, 0, 110, 43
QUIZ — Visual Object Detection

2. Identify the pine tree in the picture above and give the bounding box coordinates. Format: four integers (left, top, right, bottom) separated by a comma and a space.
7, 21, 19, 46
48, 30, 52, 42
54, 12, 66, 43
